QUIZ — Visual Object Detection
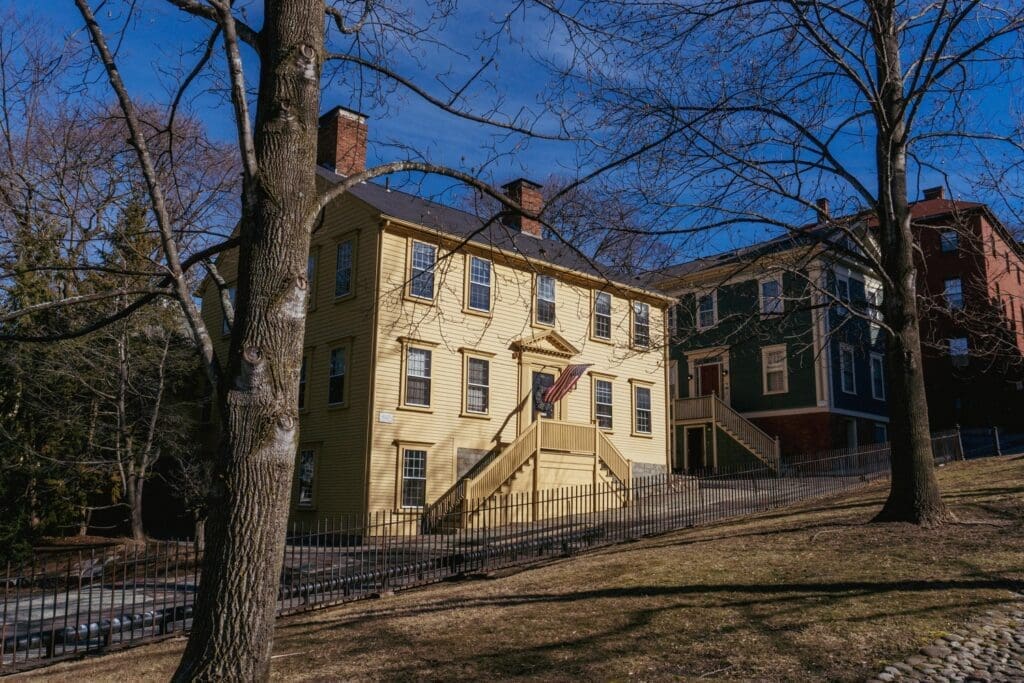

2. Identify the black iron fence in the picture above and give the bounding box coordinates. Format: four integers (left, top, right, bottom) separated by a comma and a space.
0, 429, 968, 673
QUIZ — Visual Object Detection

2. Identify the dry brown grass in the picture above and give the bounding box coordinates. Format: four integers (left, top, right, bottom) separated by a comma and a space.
21, 456, 1024, 682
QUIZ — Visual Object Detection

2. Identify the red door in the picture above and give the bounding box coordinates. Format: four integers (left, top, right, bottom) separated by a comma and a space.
697, 363, 721, 397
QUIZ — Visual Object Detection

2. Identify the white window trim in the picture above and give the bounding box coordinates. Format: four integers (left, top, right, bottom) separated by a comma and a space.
761, 344, 789, 395
630, 381, 654, 436
327, 344, 350, 407
408, 240, 437, 301
592, 290, 613, 341
632, 301, 651, 348
535, 274, 557, 326
696, 290, 718, 330
593, 377, 614, 431
839, 343, 857, 394
399, 446, 428, 509
296, 448, 317, 509
466, 255, 492, 313
870, 352, 886, 400
835, 273, 851, 316
758, 275, 784, 317
462, 353, 492, 416
334, 237, 356, 299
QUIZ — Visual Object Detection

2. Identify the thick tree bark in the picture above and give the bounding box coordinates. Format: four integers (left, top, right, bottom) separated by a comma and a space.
172, 2, 322, 680
870, 0, 950, 526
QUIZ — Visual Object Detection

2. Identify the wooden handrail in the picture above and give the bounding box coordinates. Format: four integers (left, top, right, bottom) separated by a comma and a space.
596, 429, 631, 487
466, 420, 538, 501
711, 394, 780, 468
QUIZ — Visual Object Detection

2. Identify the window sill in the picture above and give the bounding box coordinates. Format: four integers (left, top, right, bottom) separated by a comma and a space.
630, 431, 654, 439
589, 333, 613, 346
460, 411, 491, 420
333, 292, 356, 304
327, 402, 350, 410
532, 320, 556, 330
399, 404, 433, 413
403, 292, 436, 306
762, 389, 788, 396
463, 306, 493, 318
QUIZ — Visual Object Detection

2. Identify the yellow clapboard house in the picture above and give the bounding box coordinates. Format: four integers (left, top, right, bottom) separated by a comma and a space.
200, 107, 672, 527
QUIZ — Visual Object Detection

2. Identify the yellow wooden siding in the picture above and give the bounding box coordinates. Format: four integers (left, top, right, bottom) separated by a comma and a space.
197, 188, 380, 517
369, 227, 669, 512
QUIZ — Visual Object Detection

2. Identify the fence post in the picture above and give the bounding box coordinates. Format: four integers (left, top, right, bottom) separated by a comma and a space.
955, 424, 965, 461
993, 426, 1002, 457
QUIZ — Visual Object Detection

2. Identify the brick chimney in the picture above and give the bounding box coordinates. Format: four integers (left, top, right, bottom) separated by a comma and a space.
815, 197, 831, 222
923, 186, 945, 200
317, 106, 368, 177
502, 178, 543, 238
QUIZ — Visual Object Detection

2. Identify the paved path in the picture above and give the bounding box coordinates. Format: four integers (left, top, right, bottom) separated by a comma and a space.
871, 599, 1024, 682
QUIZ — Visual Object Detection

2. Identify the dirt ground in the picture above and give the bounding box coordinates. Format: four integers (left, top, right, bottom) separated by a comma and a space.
20, 455, 1024, 682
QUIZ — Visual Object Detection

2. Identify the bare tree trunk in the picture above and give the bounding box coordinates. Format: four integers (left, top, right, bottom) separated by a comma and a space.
172, 2, 322, 680
193, 514, 206, 556
871, 0, 950, 526
127, 473, 145, 541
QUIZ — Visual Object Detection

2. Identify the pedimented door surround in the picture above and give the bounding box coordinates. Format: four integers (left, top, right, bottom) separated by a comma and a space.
511, 330, 581, 434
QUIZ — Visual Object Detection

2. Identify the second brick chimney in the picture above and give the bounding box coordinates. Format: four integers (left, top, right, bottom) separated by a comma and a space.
923, 186, 945, 200
502, 178, 543, 238
317, 106, 368, 177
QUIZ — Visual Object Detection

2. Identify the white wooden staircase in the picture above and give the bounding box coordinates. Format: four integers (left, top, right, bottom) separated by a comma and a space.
675, 394, 780, 470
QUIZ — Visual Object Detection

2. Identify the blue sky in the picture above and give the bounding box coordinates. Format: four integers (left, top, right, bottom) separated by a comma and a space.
31, 2, 1024, 263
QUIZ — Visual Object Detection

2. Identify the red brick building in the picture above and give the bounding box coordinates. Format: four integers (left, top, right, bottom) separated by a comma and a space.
905, 187, 1024, 430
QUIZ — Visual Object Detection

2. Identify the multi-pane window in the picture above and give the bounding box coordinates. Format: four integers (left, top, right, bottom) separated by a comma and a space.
839, 344, 856, 394
298, 355, 307, 410
328, 347, 347, 405
594, 291, 612, 340
761, 345, 788, 394
467, 257, 491, 312
335, 239, 353, 298
760, 277, 784, 316
409, 241, 436, 299
633, 385, 652, 434
536, 275, 556, 325
595, 379, 613, 429
940, 230, 959, 253
835, 274, 850, 315
633, 302, 650, 347
221, 286, 236, 335
870, 353, 885, 400
401, 448, 427, 508
297, 449, 316, 508
465, 357, 489, 414
405, 347, 432, 406
697, 292, 716, 329
307, 253, 317, 309
949, 337, 969, 356
944, 278, 963, 309
866, 286, 883, 325
873, 423, 888, 444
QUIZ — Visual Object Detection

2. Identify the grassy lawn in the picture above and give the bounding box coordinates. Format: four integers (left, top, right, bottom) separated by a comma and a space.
23, 456, 1024, 682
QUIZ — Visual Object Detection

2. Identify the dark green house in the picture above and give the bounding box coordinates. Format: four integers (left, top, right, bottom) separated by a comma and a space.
655, 226, 889, 471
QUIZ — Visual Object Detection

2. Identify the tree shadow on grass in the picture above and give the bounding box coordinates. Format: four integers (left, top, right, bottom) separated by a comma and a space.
275, 575, 1023, 681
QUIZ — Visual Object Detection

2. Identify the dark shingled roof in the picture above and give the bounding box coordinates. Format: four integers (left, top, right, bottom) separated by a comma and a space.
654, 222, 844, 283
317, 166, 662, 295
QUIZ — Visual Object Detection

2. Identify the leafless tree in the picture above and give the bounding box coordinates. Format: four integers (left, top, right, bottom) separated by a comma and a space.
553, 0, 1024, 525
0, 0, 615, 678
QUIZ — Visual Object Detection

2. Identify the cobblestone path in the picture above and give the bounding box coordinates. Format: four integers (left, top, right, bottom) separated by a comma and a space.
870, 600, 1024, 682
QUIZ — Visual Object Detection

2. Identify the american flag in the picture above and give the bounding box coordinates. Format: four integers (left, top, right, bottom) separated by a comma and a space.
542, 364, 593, 404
